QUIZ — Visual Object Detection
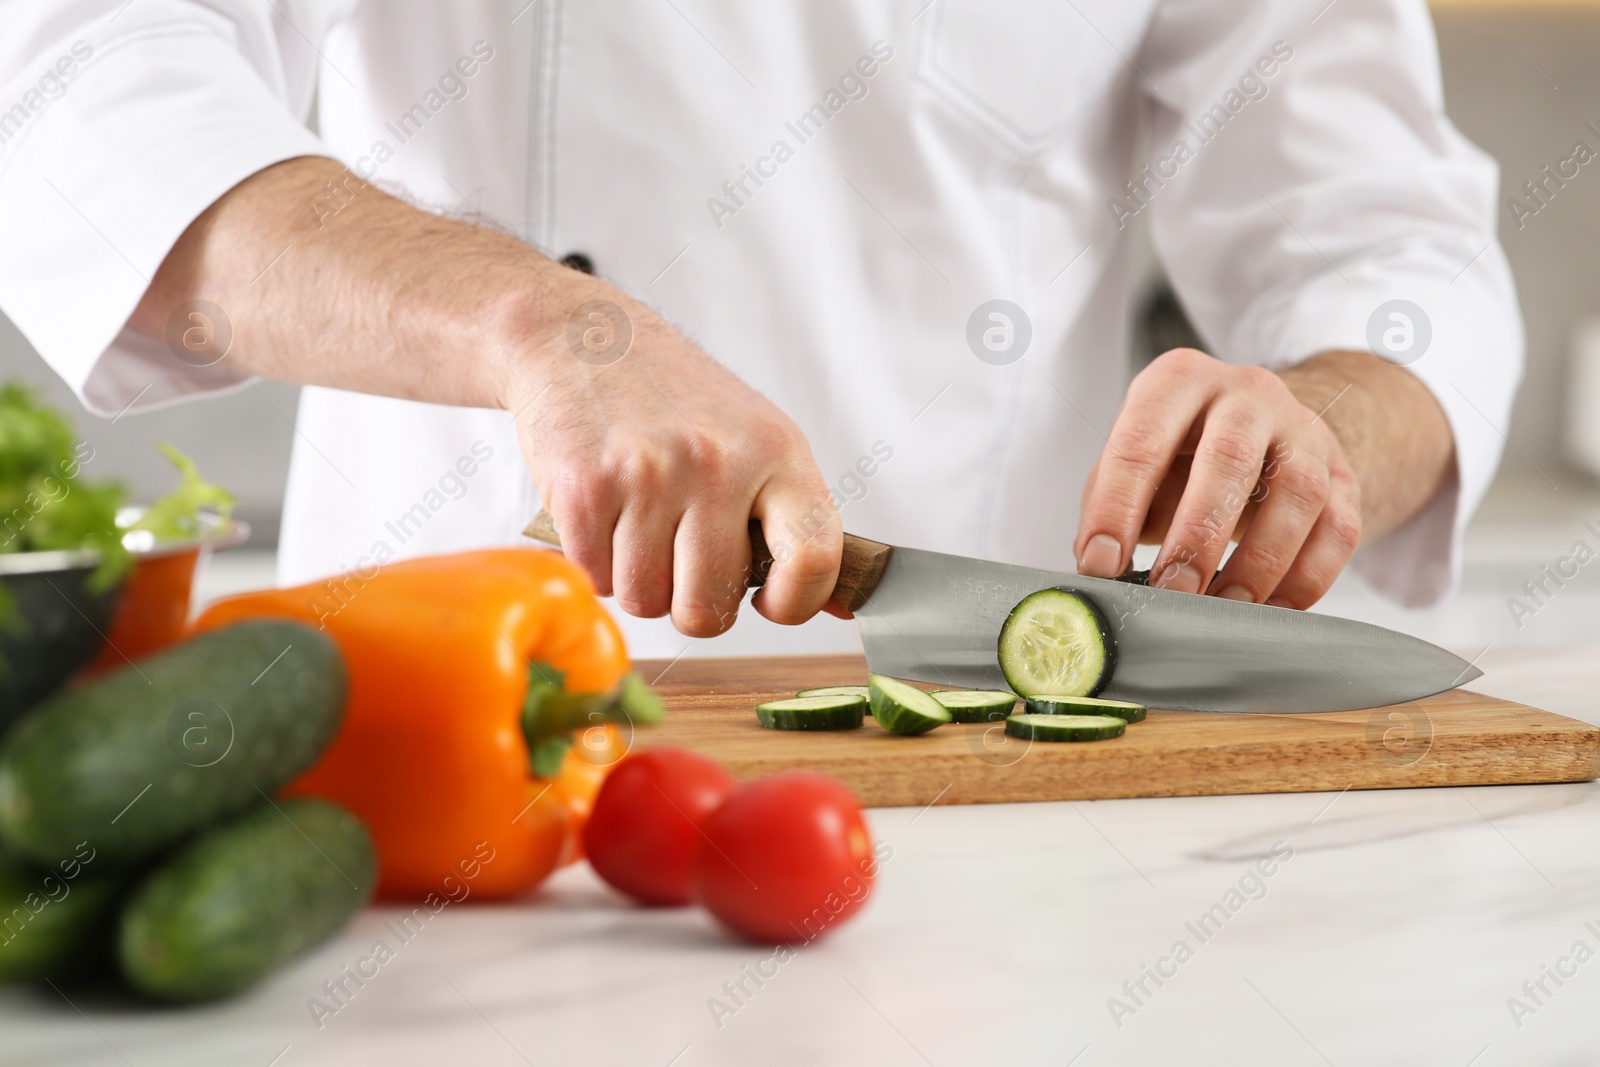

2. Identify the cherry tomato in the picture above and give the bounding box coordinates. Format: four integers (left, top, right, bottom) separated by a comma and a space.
691, 772, 876, 943
583, 747, 736, 906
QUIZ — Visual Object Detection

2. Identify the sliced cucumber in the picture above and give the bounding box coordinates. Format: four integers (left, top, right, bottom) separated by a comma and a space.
756, 696, 866, 731
1004, 713, 1126, 742
868, 675, 951, 736
797, 685, 872, 715
930, 690, 1017, 724
1024, 694, 1146, 723
796, 685, 870, 699
997, 589, 1115, 699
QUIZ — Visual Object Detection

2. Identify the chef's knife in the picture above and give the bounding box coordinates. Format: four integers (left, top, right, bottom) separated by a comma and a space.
522, 510, 1481, 713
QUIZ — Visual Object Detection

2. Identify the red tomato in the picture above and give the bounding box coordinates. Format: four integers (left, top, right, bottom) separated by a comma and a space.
583, 747, 737, 906
691, 772, 877, 943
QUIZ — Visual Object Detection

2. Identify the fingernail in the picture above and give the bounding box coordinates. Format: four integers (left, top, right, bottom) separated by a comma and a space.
1215, 584, 1254, 602
1155, 560, 1202, 594
1079, 534, 1122, 577
1266, 596, 1293, 608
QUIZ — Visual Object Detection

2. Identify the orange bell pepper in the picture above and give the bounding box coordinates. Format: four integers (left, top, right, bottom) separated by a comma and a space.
195, 547, 632, 900
553, 723, 627, 865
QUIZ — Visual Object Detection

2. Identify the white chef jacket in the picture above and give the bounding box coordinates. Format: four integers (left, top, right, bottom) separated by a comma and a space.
0, 0, 1523, 658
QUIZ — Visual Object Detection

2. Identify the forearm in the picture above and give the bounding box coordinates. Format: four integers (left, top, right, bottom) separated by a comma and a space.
128, 158, 841, 635
1277, 350, 1454, 541
128, 156, 581, 410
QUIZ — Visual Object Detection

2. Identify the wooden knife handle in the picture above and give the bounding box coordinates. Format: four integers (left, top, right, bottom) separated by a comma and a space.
521, 508, 892, 612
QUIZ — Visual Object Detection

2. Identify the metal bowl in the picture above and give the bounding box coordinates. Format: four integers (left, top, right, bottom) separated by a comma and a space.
0, 511, 248, 735
112, 506, 250, 559
0, 557, 122, 733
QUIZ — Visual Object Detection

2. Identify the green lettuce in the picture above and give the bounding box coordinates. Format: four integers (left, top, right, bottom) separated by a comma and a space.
0, 383, 235, 594
130, 441, 235, 542
0, 383, 128, 590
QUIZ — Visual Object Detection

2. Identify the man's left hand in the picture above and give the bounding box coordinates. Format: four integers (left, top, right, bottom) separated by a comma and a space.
1073, 347, 1451, 609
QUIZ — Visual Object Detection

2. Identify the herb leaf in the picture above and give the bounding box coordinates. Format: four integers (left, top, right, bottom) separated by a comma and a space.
129, 441, 235, 542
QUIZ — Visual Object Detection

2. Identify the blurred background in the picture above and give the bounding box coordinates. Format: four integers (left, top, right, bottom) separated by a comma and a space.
2, 0, 1596, 648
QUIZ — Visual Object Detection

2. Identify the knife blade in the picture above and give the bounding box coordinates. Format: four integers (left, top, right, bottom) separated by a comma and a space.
852, 543, 1480, 713
522, 511, 1481, 713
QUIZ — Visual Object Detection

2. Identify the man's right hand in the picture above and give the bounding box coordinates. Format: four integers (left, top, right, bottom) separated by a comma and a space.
130, 156, 841, 637
499, 277, 843, 636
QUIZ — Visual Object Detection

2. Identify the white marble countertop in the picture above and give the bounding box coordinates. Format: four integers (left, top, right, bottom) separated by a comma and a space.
7, 644, 1600, 1067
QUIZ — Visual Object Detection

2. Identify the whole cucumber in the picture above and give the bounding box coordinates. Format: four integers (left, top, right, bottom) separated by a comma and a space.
119, 798, 373, 1001
0, 852, 121, 982
0, 620, 346, 868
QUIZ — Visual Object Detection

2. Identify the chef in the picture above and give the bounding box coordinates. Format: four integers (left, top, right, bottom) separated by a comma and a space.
0, 1, 1522, 657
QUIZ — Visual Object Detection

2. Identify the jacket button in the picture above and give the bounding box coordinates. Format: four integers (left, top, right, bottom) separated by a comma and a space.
560, 252, 595, 275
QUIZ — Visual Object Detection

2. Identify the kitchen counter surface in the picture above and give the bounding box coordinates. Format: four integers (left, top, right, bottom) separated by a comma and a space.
7, 644, 1600, 1067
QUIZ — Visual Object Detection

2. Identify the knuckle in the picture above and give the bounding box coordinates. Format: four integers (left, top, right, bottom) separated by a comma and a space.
615, 584, 671, 618
567, 535, 614, 594
794, 511, 843, 553
760, 604, 810, 627
674, 603, 734, 638
547, 458, 600, 515
543, 471, 612, 574
613, 558, 671, 618
1274, 570, 1333, 610
1108, 426, 1168, 473
1326, 509, 1363, 554
1199, 431, 1261, 479
1234, 540, 1293, 579
771, 524, 841, 583
751, 417, 804, 458
613, 444, 675, 494
677, 564, 749, 635
685, 434, 732, 483
1174, 512, 1229, 553
1086, 494, 1153, 542
1167, 543, 1201, 567
1235, 364, 1281, 395
1272, 461, 1331, 509
1152, 347, 1210, 376
1334, 462, 1362, 507
757, 577, 830, 624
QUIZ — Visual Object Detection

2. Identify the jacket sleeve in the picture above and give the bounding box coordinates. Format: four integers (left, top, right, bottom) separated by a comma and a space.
1134, 0, 1524, 607
0, 0, 343, 417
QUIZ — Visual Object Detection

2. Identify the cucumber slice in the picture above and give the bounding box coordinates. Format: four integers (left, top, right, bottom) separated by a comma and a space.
868, 675, 951, 736
930, 690, 1017, 723
1024, 694, 1146, 723
1004, 713, 1126, 742
997, 589, 1115, 698
797, 685, 872, 715
756, 695, 866, 731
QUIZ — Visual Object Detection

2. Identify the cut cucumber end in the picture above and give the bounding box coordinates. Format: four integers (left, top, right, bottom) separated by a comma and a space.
930, 689, 1018, 723
756, 695, 866, 731
1004, 713, 1126, 742
997, 589, 1115, 698
1023, 694, 1146, 723
868, 675, 952, 736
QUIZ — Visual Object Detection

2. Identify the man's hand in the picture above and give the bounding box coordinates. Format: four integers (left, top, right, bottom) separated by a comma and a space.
503, 283, 842, 636
1073, 348, 1454, 608
130, 156, 841, 636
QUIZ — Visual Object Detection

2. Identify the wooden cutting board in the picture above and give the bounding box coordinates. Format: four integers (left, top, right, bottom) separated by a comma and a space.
634, 655, 1600, 807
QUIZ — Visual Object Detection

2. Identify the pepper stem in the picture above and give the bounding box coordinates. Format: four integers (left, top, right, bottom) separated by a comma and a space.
521, 663, 666, 778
